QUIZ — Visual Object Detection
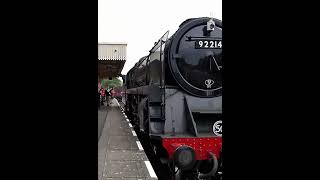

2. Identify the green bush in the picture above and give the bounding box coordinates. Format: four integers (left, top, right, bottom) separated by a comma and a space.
102, 77, 122, 89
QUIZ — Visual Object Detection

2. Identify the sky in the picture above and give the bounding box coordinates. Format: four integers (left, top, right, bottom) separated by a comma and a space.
98, 0, 222, 75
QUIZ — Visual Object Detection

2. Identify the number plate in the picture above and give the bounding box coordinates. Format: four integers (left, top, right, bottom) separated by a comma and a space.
195, 40, 222, 49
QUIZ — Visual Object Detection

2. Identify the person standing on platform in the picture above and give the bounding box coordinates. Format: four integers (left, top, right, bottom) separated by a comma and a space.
109, 88, 114, 98
105, 88, 111, 106
100, 87, 105, 106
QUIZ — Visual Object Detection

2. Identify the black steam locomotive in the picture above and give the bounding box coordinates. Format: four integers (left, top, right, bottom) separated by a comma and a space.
124, 17, 222, 179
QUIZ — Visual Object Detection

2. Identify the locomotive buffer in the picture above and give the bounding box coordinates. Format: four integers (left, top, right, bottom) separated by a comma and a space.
98, 98, 158, 180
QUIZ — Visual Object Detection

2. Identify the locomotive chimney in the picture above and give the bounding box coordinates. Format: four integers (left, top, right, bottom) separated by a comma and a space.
207, 18, 215, 32
203, 18, 215, 36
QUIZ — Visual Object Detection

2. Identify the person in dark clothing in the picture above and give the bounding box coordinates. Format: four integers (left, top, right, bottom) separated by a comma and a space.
100, 88, 105, 105
105, 89, 109, 100
105, 88, 111, 106
109, 88, 114, 98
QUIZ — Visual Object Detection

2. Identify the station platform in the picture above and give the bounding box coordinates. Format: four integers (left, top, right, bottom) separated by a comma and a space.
98, 98, 158, 180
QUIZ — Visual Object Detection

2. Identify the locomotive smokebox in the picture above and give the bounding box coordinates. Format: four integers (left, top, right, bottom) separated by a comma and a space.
166, 17, 222, 98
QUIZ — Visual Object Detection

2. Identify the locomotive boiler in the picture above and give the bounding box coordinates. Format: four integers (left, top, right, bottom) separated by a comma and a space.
124, 17, 222, 180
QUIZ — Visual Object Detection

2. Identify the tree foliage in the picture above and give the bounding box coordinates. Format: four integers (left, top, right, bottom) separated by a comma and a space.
102, 77, 122, 88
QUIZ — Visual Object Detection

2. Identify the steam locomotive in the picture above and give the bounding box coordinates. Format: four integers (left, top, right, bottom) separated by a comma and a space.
123, 17, 222, 180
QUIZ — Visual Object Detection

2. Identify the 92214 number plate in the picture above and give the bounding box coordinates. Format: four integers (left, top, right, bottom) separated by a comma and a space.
195, 40, 222, 49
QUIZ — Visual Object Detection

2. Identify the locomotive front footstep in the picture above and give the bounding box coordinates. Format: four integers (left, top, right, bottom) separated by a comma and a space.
98, 98, 158, 180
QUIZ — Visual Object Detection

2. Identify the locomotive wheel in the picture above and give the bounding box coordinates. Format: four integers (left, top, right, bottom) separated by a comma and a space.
175, 169, 183, 180
175, 169, 192, 180
174, 169, 197, 180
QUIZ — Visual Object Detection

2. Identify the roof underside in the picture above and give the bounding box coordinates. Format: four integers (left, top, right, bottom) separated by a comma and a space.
98, 43, 127, 78
98, 59, 125, 78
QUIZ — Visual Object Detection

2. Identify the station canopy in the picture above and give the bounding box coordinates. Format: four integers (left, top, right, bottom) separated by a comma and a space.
98, 42, 127, 79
